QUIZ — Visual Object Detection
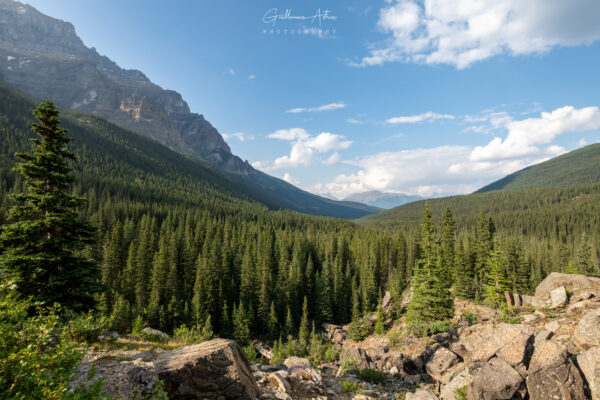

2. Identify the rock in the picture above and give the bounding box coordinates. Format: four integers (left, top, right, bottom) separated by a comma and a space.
534, 330, 553, 346
567, 298, 600, 314
544, 320, 560, 332
535, 273, 600, 298
406, 388, 439, 400
142, 327, 170, 341
275, 392, 292, 400
522, 314, 537, 324
382, 291, 392, 311
551, 286, 569, 308
283, 357, 322, 383
578, 346, 600, 400
573, 309, 600, 350
154, 338, 260, 400
570, 289, 596, 304
439, 367, 473, 400
522, 295, 549, 308
467, 358, 524, 400
425, 347, 459, 381
460, 323, 534, 367
322, 323, 347, 344
72, 358, 158, 399
526, 343, 586, 400
353, 395, 377, 400
268, 371, 291, 393
513, 293, 523, 307
505, 291, 514, 307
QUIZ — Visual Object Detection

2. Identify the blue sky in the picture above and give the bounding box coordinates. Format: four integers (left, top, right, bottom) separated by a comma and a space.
25, 0, 600, 198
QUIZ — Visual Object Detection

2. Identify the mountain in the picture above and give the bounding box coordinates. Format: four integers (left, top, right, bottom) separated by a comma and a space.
476, 143, 600, 193
0, 0, 379, 219
343, 190, 422, 209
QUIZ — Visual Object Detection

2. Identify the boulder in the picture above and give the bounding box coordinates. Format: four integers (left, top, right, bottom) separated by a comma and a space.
406, 388, 439, 400
551, 286, 569, 308
142, 327, 170, 341
578, 346, 600, 400
425, 347, 459, 381
439, 366, 473, 400
382, 291, 392, 311
467, 357, 524, 400
283, 357, 322, 383
460, 323, 534, 367
521, 295, 548, 308
570, 289, 596, 304
526, 341, 586, 400
268, 371, 291, 393
535, 273, 600, 298
154, 338, 260, 399
567, 297, 600, 315
573, 308, 600, 350
72, 358, 158, 399
322, 323, 347, 344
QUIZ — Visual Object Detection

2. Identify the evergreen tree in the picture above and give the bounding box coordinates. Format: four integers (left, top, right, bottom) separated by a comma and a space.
232, 302, 250, 346
0, 101, 100, 312
406, 204, 454, 336
453, 242, 473, 299
374, 305, 385, 335
576, 233, 596, 276
483, 241, 510, 307
267, 301, 279, 339
298, 296, 310, 348
440, 208, 456, 284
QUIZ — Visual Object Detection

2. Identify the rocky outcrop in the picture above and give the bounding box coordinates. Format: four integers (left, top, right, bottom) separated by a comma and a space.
141, 327, 169, 341
551, 286, 569, 308
154, 339, 260, 399
572, 308, 600, 350
75, 339, 259, 400
283, 357, 322, 383
467, 357, 524, 400
526, 340, 586, 400
0, 0, 253, 175
535, 272, 600, 298
578, 346, 600, 400
425, 347, 459, 381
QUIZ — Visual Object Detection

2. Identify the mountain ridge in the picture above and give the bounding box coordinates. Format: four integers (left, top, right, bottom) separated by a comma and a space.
343, 190, 423, 209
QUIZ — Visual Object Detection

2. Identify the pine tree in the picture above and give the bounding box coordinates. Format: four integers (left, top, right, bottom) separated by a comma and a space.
453, 242, 473, 299
267, 302, 279, 339
0, 101, 101, 312
233, 302, 250, 346
374, 305, 385, 334
406, 203, 454, 336
576, 233, 596, 276
483, 242, 510, 307
440, 208, 456, 284
284, 306, 294, 337
298, 296, 310, 348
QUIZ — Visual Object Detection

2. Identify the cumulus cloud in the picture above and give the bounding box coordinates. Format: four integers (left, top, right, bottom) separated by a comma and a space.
248, 74, 256, 80
311, 105, 600, 198
222, 132, 254, 142
387, 111, 454, 124
286, 102, 346, 113
355, 0, 600, 68
254, 129, 352, 171
470, 106, 600, 161
282, 173, 300, 185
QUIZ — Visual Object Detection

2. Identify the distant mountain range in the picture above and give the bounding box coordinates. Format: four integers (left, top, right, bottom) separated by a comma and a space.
343, 191, 423, 209
0, 0, 379, 219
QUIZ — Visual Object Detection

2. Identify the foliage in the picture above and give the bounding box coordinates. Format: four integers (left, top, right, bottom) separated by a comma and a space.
499, 306, 520, 324
173, 316, 214, 344
455, 385, 468, 400
0, 292, 105, 399
339, 357, 358, 376
341, 380, 361, 393
65, 312, 110, 343
459, 310, 479, 326
374, 306, 386, 334
243, 344, 260, 364
0, 100, 101, 312
359, 368, 386, 384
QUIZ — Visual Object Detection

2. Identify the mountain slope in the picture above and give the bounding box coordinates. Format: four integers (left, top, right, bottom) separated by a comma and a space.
476, 143, 600, 193
343, 190, 422, 209
0, 0, 378, 219
0, 83, 378, 219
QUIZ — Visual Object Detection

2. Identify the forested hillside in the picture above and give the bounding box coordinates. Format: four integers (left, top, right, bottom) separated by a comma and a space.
0, 86, 598, 348
476, 143, 600, 193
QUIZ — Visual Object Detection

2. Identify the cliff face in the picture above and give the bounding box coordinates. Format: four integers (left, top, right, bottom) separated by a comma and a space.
0, 0, 253, 175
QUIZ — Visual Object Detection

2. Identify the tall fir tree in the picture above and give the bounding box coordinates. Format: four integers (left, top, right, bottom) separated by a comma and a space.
0, 101, 101, 312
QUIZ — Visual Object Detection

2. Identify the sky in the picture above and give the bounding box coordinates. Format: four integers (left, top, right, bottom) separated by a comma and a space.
24, 0, 600, 199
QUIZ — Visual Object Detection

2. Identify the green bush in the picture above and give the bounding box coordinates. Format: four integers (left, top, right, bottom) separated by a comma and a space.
359, 368, 386, 384
341, 380, 360, 393
339, 357, 358, 375
460, 310, 479, 326
407, 320, 452, 337
66, 312, 110, 343
347, 318, 372, 341
455, 385, 468, 400
0, 293, 107, 399
243, 344, 260, 364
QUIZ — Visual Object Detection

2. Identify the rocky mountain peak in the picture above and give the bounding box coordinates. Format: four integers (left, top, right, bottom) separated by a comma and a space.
0, 0, 253, 175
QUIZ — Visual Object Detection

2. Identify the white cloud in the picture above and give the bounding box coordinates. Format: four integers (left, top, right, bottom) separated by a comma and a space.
470, 106, 600, 161
282, 173, 300, 186
228, 68, 235, 75
222, 132, 254, 142
286, 102, 346, 113
386, 111, 454, 124
254, 130, 353, 171
355, 0, 600, 68
311, 105, 600, 198
267, 128, 310, 141
578, 138, 588, 146
346, 118, 365, 124
248, 74, 256, 80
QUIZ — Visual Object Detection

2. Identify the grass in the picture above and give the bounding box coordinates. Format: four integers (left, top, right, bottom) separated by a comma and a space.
359, 368, 386, 384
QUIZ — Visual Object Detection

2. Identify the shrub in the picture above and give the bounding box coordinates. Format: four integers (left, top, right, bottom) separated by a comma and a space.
460, 310, 479, 326
347, 318, 372, 341
66, 311, 110, 343
455, 385, 468, 400
243, 344, 260, 364
407, 320, 452, 337
339, 357, 357, 375
499, 307, 520, 324
341, 380, 360, 393
359, 368, 386, 384
0, 293, 106, 399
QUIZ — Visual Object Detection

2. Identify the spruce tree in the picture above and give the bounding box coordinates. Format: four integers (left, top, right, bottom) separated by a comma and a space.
298, 296, 310, 348
453, 242, 473, 299
233, 302, 250, 346
576, 233, 596, 276
267, 301, 279, 339
483, 241, 510, 307
0, 101, 101, 312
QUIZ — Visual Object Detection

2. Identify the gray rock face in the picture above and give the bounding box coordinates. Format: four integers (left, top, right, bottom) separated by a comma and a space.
425, 347, 459, 381
439, 366, 473, 400
406, 388, 439, 400
551, 286, 569, 308
153, 338, 260, 400
578, 346, 600, 400
0, 0, 253, 175
573, 308, 600, 350
467, 357, 524, 400
141, 327, 170, 341
535, 272, 600, 298
283, 357, 322, 383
